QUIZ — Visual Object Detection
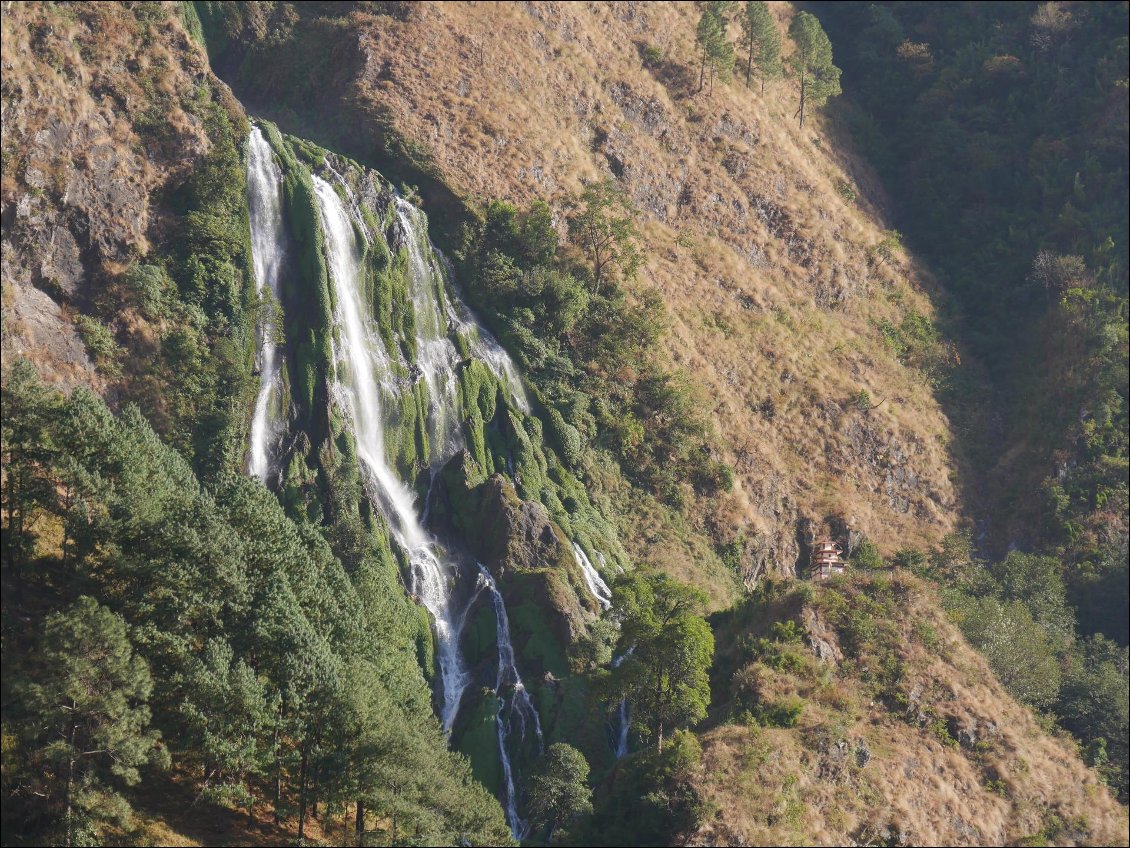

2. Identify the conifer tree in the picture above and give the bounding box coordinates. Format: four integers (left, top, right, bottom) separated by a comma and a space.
740, 1, 782, 92
788, 11, 841, 127
696, 5, 735, 95
21, 597, 168, 846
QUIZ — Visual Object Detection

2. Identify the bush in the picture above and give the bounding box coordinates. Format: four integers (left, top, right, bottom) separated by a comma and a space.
850, 540, 884, 570
73, 314, 123, 376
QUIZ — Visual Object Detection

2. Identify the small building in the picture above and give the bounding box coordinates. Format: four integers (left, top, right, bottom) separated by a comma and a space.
810, 540, 846, 580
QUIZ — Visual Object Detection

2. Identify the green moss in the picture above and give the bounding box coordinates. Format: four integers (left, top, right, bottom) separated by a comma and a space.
508, 600, 569, 678
455, 689, 503, 798
415, 604, 436, 683
463, 604, 498, 670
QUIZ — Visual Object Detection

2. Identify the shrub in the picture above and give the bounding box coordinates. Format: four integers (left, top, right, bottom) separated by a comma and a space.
73, 314, 123, 376
850, 540, 884, 570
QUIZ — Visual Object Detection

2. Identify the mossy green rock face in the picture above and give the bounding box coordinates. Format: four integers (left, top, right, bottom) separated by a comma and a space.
437, 452, 591, 648
453, 687, 504, 798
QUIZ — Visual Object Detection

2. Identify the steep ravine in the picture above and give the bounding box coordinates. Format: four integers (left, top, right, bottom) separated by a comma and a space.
240, 122, 624, 833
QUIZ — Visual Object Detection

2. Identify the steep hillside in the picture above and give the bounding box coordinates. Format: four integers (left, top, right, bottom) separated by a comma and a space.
691, 573, 1128, 846
2, 3, 1126, 847
199, 0, 962, 591
1, 0, 221, 391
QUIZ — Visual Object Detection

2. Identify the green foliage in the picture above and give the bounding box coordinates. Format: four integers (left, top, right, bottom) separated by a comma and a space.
930, 538, 1128, 799
16, 597, 167, 846
456, 189, 722, 505
524, 743, 593, 840
584, 729, 706, 845
1057, 636, 1129, 798
739, 1, 782, 91
607, 573, 714, 750
953, 596, 1063, 710
787, 12, 841, 127
696, 5, 736, 93
0, 374, 512, 844
642, 44, 663, 68
566, 180, 642, 292
821, 2, 1129, 648
849, 539, 884, 571
89, 83, 256, 480
872, 229, 903, 266
73, 314, 123, 377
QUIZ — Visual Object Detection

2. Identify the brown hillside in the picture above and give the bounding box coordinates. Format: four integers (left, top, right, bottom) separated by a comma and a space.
697, 573, 1129, 846
218, 1, 961, 586
0, 1, 238, 391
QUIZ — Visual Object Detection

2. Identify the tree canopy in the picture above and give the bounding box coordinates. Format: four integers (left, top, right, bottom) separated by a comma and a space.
788, 11, 842, 127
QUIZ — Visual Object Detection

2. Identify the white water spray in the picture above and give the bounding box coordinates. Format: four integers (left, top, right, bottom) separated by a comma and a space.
477, 564, 544, 840
573, 542, 612, 609
395, 198, 465, 459
315, 175, 471, 731
246, 126, 288, 484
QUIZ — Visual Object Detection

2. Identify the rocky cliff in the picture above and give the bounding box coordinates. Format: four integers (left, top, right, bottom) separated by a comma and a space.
195, 0, 961, 588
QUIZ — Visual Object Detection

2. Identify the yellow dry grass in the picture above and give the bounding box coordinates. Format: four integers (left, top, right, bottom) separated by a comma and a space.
341, 1, 961, 577
693, 578, 1129, 846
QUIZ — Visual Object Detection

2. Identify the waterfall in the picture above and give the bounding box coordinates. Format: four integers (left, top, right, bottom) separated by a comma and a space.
395, 198, 465, 459
245, 126, 288, 484
397, 199, 531, 414
611, 648, 634, 759
573, 542, 612, 609
314, 174, 471, 731
477, 564, 544, 840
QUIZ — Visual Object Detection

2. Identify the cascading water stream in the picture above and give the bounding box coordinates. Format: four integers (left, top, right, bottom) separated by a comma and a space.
400, 201, 532, 414
477, 564, 545, 840
314, 174, 471, 731
395, 198, 465, 459
245, 126, 288, 484
611, 647, 635, 759
259, 148, 557, 826
573, 542, 613, 609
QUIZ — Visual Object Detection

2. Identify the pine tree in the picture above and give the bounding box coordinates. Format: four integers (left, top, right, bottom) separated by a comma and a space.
740, 1, 781, 92
788, 11, 842, 127
20, 597, 168, 846
696, 5, 736, 95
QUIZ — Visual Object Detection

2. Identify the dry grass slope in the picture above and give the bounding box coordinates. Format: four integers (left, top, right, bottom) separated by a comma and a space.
320, 1, 961, 582
696, 573, 1128, 846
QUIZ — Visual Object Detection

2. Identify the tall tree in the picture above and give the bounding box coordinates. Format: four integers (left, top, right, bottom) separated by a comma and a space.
20, 597, 168, 846
740, 1, 781, 92
788, 11, 841, 127
610, 574, 714, 751
0, 358, 59, 592
696, 4, 735, 95
566, 180, 642, 293
524, 743, 593, 840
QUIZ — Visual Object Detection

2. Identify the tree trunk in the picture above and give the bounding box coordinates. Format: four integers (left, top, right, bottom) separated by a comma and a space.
297, 748, 308, 840
273, 725, 282, 825
356, 800, 365, 847
65, 721, 77, 848
795, 73, 807, 128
